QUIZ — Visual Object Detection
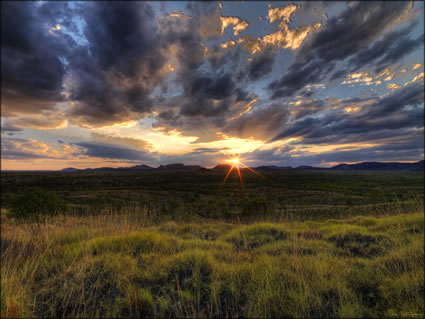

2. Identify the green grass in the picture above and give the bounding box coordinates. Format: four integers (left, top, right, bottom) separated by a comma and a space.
1, 211, 423, 318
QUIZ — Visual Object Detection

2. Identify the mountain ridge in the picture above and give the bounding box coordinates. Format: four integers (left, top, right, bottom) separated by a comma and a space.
51, 160, 424, 172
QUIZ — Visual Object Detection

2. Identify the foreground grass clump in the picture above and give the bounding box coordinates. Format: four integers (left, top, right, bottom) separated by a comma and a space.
1, 211, 423, 318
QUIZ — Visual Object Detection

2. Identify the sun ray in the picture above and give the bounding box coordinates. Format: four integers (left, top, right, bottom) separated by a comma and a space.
219, 155, 266, 193
221, 164, 234, 186
236, 164, 244, 191
239, 162, 269, 181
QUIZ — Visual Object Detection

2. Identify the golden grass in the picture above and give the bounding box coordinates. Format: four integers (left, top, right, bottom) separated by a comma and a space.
1, 208, 424, 318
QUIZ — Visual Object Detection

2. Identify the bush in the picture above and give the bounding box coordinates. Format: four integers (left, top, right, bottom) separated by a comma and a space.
240, 196, 268, 218
7, 187, 68, 222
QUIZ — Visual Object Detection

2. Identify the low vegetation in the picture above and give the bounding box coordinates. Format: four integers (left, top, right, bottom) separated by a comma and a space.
7, 187, 69, 222
2, 169, 423, 221
1, 170, 423, 317
1, 209, 423, 318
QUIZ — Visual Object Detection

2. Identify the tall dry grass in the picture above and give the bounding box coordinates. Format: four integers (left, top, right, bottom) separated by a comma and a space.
1, 207, 424, 318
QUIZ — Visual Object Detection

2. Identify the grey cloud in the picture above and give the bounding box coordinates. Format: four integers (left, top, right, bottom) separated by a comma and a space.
268, 1, 416, 98
359, 81, 424, 118
348, 24, 423, 74
244, 141, 423, 167
66, 2, 168, 126
1, 2, 74, 116
1, 120, 24, 132
1, 138, 53, 160
272, 81, 424, 143
269, 59, 335, 98
73, 141, 156, 162
224, 104, 290, 140
247, 48, 277, 81
292, 99, 327, 119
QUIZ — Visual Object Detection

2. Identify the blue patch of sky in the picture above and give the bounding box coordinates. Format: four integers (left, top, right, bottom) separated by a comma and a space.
222, 1, 269, 36
151, 1, 189, 16
18, 124, 92, 148
139, 115, 157, 129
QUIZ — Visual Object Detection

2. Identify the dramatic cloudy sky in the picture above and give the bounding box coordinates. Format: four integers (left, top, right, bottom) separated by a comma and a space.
1, 1, 424, 170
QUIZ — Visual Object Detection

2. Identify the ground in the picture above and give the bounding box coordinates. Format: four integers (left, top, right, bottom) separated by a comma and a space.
1, 169, 424, 318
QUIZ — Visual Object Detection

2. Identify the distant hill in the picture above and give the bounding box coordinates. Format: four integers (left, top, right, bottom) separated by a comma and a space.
53, 160, 424, 173
256, 165, 292, 170
60, 164, 153, 172
295, 165, 323, 170
116, 164, 153, 171
212, 164, 232, 171
157, 163, 206, 171
61, 167, 79, 172
330, 160, 424, 171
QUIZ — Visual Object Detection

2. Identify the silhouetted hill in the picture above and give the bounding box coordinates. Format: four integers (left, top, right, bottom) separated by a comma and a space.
256, 165, 292, 170
54, 160, 424, 173
61, 167, 79, 172
61, 165, 153, 172
295, 165, 323, 170
330, 160, 424, 171
212, 164, 232, 171
117, 165, 153, 171
158, 164, 205, 171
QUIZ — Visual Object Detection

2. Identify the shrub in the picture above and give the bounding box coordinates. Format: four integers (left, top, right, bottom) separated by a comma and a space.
240, 196, 268, 218
7, 187, 68, 222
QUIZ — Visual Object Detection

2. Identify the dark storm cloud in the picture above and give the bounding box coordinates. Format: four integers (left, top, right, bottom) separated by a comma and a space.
298, 2, 413, 63
73, 142, 156, 162
67, 2, 168, 126
152, 7, 258, 137
187, 74, 235, 101
208, 42, 243, 72
223, 104, 290, 140
292, 99, 327, 119
347, 24, 423, 74
268, 59, 335, 98
271, 117, 321, 142
357, 82, 424, 118
245, 137, 423, 167
248, 48, 277, 81
1, 2, 73, 116
271, 81, 424, 143
168, 44, 245, 119
272, 106, 424, 144
179, 73, 242, 117
1, 1, 258, 134
268, 1, 416, 98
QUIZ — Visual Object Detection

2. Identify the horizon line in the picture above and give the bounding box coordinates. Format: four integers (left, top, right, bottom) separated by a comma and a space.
1, 159, 423, 172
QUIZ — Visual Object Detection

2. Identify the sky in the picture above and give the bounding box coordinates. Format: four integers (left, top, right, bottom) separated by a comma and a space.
1, 1, 424, 170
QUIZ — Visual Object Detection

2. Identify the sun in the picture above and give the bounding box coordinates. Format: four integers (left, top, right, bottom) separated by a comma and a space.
219, 156, 267, 193
230, 157, 240, 166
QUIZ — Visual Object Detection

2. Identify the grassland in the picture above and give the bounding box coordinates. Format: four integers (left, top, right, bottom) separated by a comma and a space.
2, 210, 423, 318
1, 169, 423, 221
1, 169, 424, 318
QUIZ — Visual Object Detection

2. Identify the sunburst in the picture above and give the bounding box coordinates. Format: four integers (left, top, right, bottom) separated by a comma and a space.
219, 156, 266, 191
